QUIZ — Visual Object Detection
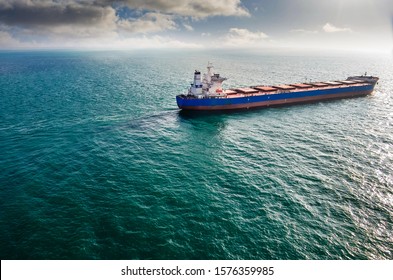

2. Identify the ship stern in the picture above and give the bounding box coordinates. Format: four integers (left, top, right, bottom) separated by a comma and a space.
176, 95, 186, 109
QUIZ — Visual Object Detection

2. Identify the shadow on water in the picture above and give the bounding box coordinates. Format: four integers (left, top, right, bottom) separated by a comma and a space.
100, 109, 231, 132
101, 109, 232, 140
125, 109, 233, 128
92, 110, 180, 133
177, 106, 274, 119
176, 106, 287, 126
121, 107, 274, 131
100, 106, 273, 133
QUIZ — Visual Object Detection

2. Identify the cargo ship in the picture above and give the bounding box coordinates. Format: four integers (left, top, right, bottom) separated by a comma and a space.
176, 63, 379, 111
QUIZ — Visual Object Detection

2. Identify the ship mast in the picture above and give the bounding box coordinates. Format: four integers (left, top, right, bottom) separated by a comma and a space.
205, 62, 213, 84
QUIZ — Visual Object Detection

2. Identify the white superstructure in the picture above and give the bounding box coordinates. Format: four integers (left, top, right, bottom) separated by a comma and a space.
188, 63, 227, 98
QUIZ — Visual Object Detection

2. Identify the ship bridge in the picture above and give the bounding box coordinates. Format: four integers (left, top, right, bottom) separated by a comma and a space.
188, 63, 227, 97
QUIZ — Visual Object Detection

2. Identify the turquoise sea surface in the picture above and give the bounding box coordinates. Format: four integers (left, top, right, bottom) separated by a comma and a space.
0, 50, 392, 259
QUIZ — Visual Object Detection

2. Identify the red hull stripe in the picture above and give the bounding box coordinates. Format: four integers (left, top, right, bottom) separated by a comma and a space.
179, 90, 373, 111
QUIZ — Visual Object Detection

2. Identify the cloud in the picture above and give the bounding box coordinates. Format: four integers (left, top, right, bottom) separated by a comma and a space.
0, 30, 24, 48
323, 23, 352, 33
183, 23, 193, 31
226, 28, 269, 45
118, 12, 176, 34
51, 34, 204, 49
0, 1, 250, 49
0, 0, 118, 40
114, 0, 249, 18
109, 35, 203, 49
0, 29, 202, 50
222, 28, 269, 47
290, 29, 318, 34
0, 0, 250, 27
0, 1, 116, 28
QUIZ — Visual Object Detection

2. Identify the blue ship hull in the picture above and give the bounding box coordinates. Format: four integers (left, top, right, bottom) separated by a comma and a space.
176, 84, 376, 111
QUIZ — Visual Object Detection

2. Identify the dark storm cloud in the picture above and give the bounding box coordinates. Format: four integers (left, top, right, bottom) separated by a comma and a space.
0, 1, 114, 27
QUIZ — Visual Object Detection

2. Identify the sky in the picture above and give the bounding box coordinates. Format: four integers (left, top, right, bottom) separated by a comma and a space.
0, 0, 392, 53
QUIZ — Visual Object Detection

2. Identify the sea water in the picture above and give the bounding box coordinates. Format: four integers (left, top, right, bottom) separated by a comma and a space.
0, 50, 392, 259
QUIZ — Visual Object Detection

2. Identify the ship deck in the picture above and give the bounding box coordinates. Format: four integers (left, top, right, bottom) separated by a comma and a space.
223, 81, 369, 99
